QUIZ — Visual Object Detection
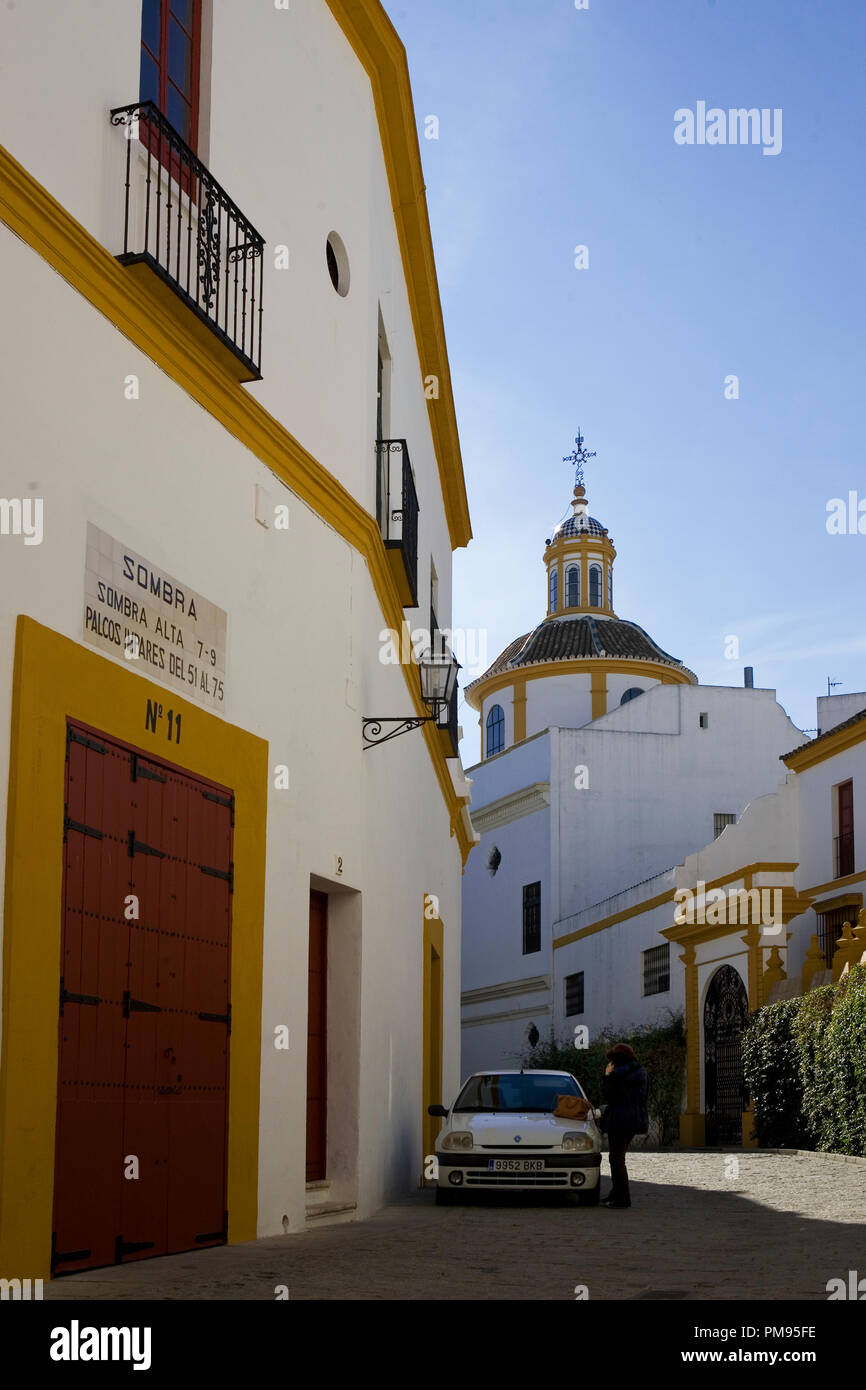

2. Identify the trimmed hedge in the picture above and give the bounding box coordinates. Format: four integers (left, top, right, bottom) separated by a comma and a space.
521, 1014, 686, 1145
742, 963, 866, 1156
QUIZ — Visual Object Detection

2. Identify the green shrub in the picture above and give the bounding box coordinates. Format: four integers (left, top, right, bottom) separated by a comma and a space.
743, 964, 866, 1156
521, 1014, 686, 1145
741, 997, 809, 1148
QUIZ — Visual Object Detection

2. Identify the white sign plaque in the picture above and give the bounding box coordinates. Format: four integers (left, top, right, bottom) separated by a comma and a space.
84, 523, 227, 709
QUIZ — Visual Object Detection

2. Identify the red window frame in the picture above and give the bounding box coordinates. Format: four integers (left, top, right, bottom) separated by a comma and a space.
140, 0, 202, 174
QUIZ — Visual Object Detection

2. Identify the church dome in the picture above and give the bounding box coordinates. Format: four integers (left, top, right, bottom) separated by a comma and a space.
474, 615, 688, 685
464, 432, 698, 755
552, 512, 608, 541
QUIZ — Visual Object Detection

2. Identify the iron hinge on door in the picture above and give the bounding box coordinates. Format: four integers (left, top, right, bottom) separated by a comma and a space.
130, 752, 167, 783
114, 1235, 155, 1263
198, 1003, 231, 1034
122, 990, 162, 1017
59, 976, 101, 1016
201, 861, 234, 892
128, 830, 166, 859
66, 726, 107, 760
195, 1210, 228, 1244
202, 789, 235, 826
51, 1230, 91, 1272
63, 806, 104, 843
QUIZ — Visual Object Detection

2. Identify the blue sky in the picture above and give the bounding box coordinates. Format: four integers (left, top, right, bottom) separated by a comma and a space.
387, 0, 866, 753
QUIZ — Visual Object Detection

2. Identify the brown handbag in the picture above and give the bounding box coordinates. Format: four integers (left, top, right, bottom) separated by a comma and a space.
553, 1094, 592, 1120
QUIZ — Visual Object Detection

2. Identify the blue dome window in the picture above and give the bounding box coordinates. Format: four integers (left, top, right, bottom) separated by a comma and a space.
549, 569, 558, 613
620, 687, 644, 705
589, 563, 602, 607
486, 703, 505, 757
566, 565, 580, 608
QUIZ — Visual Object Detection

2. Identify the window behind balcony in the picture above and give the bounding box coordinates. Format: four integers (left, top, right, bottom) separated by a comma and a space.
836, 780, 854, 878
140, 0, 202, 148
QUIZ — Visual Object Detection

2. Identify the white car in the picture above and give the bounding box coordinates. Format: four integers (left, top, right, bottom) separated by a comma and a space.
428, 1069, 602, 1205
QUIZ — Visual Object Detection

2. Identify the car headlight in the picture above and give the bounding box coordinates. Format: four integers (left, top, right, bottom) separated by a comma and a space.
561, 1131, 594, 1152
441, 1131, 474, 1151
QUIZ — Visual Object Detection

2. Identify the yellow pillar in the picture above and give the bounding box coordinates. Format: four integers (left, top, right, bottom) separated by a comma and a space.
762, 945, 786, 1000
590, 667, 607, 720
832, 921, 856, 980
678, 944, 705, 1146
512, 676, 527, 743
801, 934, 825, 993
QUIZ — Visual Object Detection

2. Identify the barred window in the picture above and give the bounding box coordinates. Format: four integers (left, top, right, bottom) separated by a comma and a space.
815, 903, 858, 970
549, 569, 558, 613
566, 565, 580, 607
522, 881, 541, 955
642, 943, 670, 996
714, 813, 736, 839
564, 971, 584, 1017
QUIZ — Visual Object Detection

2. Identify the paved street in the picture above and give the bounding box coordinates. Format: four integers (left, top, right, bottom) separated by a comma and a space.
41, 1151, 866, 1301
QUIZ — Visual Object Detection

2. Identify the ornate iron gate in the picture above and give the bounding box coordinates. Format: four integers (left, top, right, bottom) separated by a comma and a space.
703, 964, 749, 1146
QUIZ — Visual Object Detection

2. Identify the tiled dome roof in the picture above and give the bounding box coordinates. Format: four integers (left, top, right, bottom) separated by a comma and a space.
552, 513, 608, 540
467, 616, 695, 695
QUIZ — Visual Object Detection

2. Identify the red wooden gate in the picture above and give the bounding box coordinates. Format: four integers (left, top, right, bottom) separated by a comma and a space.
52, 720, 233, 1274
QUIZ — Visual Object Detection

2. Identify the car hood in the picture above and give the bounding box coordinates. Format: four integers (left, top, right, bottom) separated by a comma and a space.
448, 1112, 598, 1148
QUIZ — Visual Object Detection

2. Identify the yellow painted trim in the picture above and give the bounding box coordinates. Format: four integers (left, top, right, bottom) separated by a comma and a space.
512, 676, 527, 743
553, 888, 675, 950
680, 942, 702, 1141
803, 868, 866, 898
781, 716, 866, 771
0, 618, 268, 1279
555, 861, 802, 952
590, 668, 607, 720
324, 1, 471, 550
422, 910, 444, 1168
0, 143, 474, 867
467, 656, 695, 712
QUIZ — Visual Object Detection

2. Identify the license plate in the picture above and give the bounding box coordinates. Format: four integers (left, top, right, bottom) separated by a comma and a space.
488, 1159, 544, 1173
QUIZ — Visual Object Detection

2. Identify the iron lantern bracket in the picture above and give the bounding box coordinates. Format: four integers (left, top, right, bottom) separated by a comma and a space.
363, 705, 448, 750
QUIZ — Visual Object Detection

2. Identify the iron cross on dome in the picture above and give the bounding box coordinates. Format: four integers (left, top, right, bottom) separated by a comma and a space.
562, 429, 597, 488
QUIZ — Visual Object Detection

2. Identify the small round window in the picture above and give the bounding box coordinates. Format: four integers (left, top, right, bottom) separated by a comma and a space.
326, 232, 350, 297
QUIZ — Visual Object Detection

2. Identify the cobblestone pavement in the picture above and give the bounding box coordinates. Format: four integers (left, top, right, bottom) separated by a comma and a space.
43, 1152, 866, 1301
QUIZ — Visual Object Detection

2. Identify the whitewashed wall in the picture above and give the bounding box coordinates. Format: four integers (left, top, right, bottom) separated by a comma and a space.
0, 0, 466, 1235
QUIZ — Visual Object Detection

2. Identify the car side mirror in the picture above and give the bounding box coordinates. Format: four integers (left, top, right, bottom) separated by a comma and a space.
427, 1104, 449, 1117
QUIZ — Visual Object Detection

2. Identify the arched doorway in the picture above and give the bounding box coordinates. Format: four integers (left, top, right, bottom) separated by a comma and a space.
703, 965, 749, 1146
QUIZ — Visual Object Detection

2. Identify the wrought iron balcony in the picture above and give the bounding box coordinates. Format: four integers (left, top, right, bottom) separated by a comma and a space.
376, 439, 419, 608
109, 101, 264, 381
439, 676, 460, 758
834, 831, 855, 879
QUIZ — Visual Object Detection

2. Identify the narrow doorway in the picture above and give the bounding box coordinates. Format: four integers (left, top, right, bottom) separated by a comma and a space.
306, 890, 328, 1181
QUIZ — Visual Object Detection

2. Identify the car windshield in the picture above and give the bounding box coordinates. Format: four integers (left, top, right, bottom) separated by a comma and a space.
453, 1073, 583, 1114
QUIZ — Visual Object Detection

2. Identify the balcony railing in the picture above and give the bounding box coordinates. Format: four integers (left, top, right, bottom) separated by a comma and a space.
834, 831, 855, 879
109, 101, 264, 381
376, 439, 419, 607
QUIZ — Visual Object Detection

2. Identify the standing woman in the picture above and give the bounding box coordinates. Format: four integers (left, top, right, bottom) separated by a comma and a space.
601, 1043, 649, 1208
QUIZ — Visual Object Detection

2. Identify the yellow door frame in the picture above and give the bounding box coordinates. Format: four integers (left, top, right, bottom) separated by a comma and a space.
0, 617, 268, 1278
422, 910, 444, 1170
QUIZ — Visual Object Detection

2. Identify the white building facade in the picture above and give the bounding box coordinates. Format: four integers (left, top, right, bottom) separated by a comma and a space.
553, 692, 866, 1146
0, 0, 475, 1281
461, 471, 806, 1083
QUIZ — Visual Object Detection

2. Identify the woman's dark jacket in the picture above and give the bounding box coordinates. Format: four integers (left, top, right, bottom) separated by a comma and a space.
602, 1061, 649, 1136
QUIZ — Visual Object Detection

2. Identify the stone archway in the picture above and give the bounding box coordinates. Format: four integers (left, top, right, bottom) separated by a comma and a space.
703, 964, 749, 1146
